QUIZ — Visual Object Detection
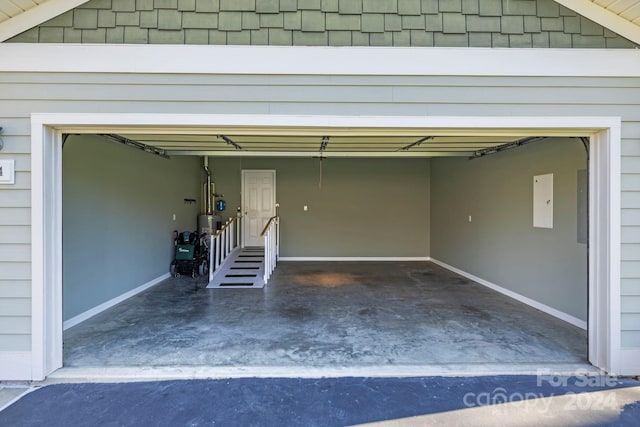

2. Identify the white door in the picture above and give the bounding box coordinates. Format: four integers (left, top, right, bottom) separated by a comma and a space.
242, 170, 276, 247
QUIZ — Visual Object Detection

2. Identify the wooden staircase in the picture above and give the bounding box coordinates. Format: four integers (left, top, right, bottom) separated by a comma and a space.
207, 247, 265, 289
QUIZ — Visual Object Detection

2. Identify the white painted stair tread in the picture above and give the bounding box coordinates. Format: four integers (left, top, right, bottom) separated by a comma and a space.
207, 248, 265, 289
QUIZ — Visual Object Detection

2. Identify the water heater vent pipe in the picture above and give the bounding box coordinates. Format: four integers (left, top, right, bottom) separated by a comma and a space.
203, 156, 213, 215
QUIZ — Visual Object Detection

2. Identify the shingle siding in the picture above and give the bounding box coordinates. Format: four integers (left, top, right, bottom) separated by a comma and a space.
7, 0, 636, 47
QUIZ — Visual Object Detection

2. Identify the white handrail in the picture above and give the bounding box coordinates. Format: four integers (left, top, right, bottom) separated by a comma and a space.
261, 216, 279, 285
208, 214, 242, 282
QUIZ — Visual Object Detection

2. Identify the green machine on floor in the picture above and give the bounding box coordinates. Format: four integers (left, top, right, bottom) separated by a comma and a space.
170, 230, 208, 278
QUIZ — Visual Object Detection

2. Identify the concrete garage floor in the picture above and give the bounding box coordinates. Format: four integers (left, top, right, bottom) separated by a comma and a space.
63, 262, 588, 374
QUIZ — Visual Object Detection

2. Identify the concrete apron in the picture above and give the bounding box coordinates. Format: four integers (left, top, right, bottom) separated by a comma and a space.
44, 364, 602, 385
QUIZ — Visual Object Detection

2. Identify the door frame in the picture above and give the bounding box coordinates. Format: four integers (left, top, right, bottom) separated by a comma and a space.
241, 169, 276, 248
30, 113, 622, 379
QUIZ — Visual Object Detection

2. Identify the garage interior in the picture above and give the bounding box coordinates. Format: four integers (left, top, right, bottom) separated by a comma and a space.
60, 128, 589, 372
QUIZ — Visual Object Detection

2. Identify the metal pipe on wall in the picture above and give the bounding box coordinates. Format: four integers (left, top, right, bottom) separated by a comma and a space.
203, 156, 212, 215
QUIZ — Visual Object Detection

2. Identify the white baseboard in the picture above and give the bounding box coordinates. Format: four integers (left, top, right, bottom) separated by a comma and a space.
0, 351, 31, 381
430, 258, 588, 330
279, 257, 431, 261
63, 273, 171, 330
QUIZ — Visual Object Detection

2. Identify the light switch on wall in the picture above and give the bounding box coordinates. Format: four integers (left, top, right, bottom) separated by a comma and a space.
303, 205, 308, 211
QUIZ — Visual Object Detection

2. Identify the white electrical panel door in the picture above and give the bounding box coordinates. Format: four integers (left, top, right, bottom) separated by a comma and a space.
533, 173, 553, 229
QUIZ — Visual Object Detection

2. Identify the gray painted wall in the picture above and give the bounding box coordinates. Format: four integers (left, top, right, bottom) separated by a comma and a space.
210, 157, 431, 257
8, 0, 636, 48
62, 135, 202, 321
431, 138, 588, 321
1, 72, 639, 352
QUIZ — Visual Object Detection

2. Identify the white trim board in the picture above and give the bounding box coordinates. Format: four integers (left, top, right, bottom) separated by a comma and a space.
279, 257, 431, 261
63, 273, 170, 330
430, 258, 588, 330
0, 45, 639, 77
30, 113, 622, 379
27, 113, 620, 136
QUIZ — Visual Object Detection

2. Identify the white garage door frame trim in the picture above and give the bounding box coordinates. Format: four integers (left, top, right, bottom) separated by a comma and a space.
2, 44, 640, 77
29, 113, 622, 379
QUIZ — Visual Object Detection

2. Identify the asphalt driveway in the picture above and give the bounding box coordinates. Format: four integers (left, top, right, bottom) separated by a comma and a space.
1, 375, 639, 426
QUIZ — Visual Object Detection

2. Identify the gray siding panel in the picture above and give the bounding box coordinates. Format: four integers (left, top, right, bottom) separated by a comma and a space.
0, 245, 30, 262
0, 120, 31, 136
0, 208, 31, 225
622, 194, 640, 210
0, 280, 31, 298
4, 82, 640, 105
622, 210, 640, 226
622, 279, 640, 296
623, 331, 640, 347
0, 334, 30, 351
1, 173, 31, 191
622, 296, 640, 313
0, 190, 30, 208
0, 317, 30, 334
0, 262, 31, 280
0, 139, 31, 156
621, 261, 640, 278
0, 299, 31, 316
0, 226, 31, 244
2, 73, 640, 88
622, 175, 640, 191
0, 71, 639, 350
622, 157, 640, 174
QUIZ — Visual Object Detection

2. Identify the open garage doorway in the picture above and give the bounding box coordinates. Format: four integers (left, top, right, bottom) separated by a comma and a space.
60, 137, 587, 374
31, 114, 620, 380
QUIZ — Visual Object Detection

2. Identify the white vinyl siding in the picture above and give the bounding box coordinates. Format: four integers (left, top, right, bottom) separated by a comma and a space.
0, 71, 639, 350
